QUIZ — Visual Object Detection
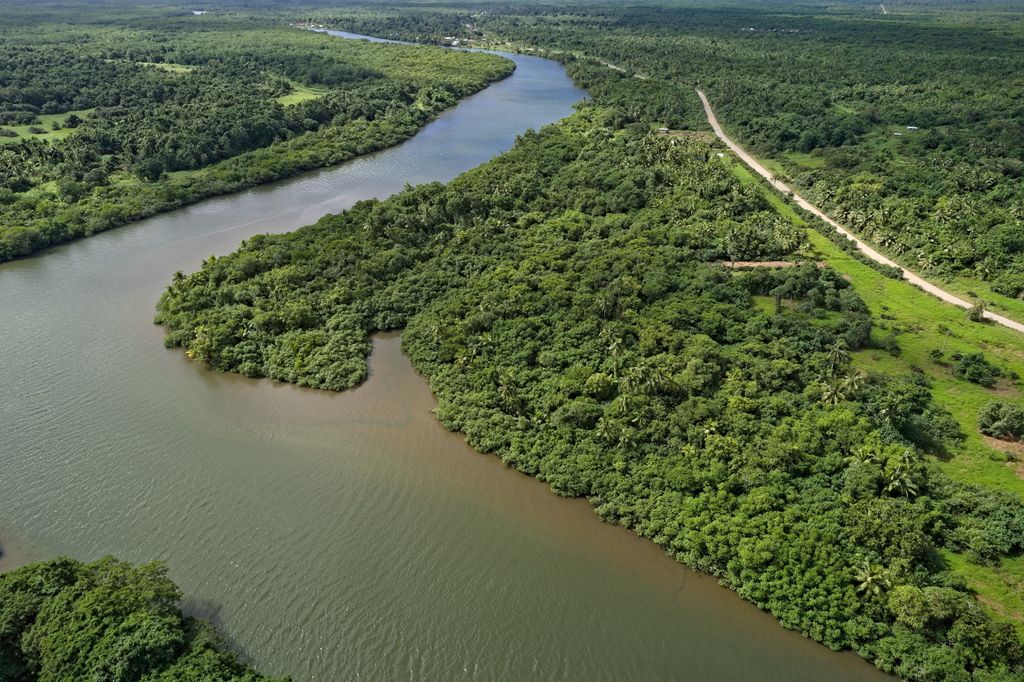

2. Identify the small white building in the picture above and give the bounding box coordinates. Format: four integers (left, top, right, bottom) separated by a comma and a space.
907, 126, 919, 131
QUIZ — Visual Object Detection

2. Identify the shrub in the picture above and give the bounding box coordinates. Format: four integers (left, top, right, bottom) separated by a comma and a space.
978, 401, 1024, 440
951, 352, 1002, 387
967, 301, 986, 323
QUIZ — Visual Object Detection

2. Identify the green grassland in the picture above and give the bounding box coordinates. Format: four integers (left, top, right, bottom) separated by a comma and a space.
136, 60, 193, 73
103, 58, 195, 73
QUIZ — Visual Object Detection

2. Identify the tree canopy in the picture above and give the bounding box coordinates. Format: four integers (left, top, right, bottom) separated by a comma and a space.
0, 556, 287, 682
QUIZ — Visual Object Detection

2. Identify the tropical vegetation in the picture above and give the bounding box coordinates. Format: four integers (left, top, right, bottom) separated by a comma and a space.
0, 5, 512, 261
310, 1, 1024, 318
0, 556, 286, 681
5, 1, 1024, 680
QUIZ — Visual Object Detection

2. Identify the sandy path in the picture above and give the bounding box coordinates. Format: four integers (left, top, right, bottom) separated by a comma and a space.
696, 89, 1024, 334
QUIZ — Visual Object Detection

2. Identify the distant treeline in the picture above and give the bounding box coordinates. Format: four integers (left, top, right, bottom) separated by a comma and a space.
0, 13, 512, 261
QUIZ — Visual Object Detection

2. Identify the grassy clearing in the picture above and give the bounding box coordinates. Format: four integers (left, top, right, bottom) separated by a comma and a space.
102, 59, 195, 74
654, 126, 717, 144
276, 79, 327, 106
941, 273, 1024, 324
723, 148, 1024, 632
0, 108, 95, 144
137, 61, 194, 73
782, 150, 825, 169
943, 551, 1024, 637
753, 124, 1024, 330
726, 153, 1023, 496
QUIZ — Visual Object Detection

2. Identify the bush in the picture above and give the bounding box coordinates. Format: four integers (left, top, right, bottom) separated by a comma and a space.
951, 352, 1003, 387
879, 332, 901, 356
967, 301, 987, 323
978, 401, 1024, 440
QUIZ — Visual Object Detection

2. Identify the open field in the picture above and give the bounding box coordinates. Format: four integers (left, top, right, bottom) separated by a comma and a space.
276, 79, 328, 106
0, 108, 95, 144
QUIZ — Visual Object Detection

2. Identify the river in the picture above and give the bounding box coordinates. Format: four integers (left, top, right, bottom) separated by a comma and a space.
0, 33, 888, 681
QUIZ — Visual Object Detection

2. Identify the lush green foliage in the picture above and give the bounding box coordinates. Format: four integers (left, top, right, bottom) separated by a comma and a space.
158, 106, 1024, 680
950, 352, 1007, 388
0, 556, 286, 682
6, 2, 1023, 679
314, 2, 1024, 299
0, 8, 512, 261
978, 402, 1024, 441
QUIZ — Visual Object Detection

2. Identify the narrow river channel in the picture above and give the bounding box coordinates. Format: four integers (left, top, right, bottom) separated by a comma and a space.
0, 33, 889, 681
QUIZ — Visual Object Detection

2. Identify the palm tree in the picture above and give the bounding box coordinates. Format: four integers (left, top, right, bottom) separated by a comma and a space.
613, 392, 636, 416
840, 371, 865, 399
595, 417, 616, 444
885, 468, 919, 498
497, 373, 521, 414
855, 558, 890, 597
821, 377, 846, 405
606, 336, 625, 378
826, 341, 850, 377
884, 448, 920, 498
846, 444, 878, 467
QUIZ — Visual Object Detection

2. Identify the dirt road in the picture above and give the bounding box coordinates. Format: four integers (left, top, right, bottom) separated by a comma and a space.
696, 89, 1024, 333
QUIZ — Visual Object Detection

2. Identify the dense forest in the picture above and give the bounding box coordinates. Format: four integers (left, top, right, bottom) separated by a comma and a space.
157, 105, 1024, 681
0, 557, 286, 681
0, 7, 512, 261
308, 2, 1024, 309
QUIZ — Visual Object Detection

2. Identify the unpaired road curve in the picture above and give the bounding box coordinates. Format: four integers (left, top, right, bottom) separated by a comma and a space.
696, 89, 1024, 334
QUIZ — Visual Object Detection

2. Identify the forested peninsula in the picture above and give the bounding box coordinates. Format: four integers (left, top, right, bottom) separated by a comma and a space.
158, 102, 1024, 679
0, 7, 512, 261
